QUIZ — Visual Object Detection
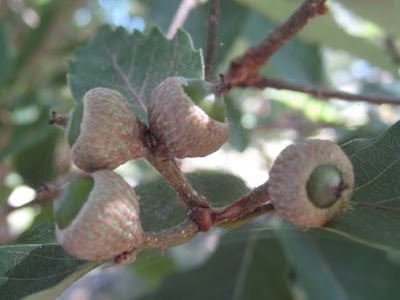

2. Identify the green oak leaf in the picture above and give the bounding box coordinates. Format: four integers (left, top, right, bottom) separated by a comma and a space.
68, 26, 203, 123
147, 0, 250, 72
275, 225, 400, 300
319, 120, 400, 254
0, 225, 98, 299
138, 226, 292, 300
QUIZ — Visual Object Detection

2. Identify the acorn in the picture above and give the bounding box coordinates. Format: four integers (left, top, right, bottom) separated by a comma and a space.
268, 139, 354, 227
148, 77, 229, 159
52, 87, 144, 172
54, 170, 144, 261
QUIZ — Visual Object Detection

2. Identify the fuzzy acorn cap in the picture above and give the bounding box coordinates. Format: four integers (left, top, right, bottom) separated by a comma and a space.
149, 77, 229, 159
70, 87, 144, 172
269, 139, 354, 227
54, 170, 144, 261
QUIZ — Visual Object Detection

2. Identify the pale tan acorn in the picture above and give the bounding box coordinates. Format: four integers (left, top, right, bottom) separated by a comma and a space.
54, 170, 144, 261
52, 87, 144, 172
148, 77, 229, 159
268, 139, 354, 227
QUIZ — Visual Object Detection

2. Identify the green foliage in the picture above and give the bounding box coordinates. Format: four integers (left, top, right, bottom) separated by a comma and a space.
242, 10, 324, 85
68, 26, 203, 123
139, 227, 292, 300
339, 0, 400, 35
276, 226, 400, 300
1, 0, 400, 299
238, 0, 398, 75
147, 0, 250, 71
0, 23, 10, 83
225, 95, 250, 151
133, 249, 178, 286
0, 224, 96, 299
67, 101, 83, 146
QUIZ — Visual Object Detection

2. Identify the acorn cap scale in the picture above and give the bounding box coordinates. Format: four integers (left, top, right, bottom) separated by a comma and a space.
54, 170, 144, 261
149, 77, 229, 159
269, 139, 354, 227
70, 88, 144, 172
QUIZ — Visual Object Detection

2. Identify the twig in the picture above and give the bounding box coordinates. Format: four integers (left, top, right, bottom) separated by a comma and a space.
4, 171, 88, 214
140, 181, 272, 250
49, 111, 68, 127
205, 0, 220, 81
141, 219, 199, 250
241, 76, 400, 105
144, 154, 205, 209
166, 0, 198, 39
212, 181, 271, 224
385, 35, 400, 65
224, 0, 328, 86
112, 182, 274, 265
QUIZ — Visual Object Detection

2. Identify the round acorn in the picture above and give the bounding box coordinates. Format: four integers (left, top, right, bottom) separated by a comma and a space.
54, 170, 144, 261
268, 139, 354, 227
52, 87, 144, 172
148, 77, 229, 159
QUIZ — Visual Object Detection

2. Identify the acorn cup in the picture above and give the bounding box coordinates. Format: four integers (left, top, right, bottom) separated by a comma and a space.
54, 170, 144, 261
52, 87, 144, 172
148, 77, 229, 159
268, 139, 354, 227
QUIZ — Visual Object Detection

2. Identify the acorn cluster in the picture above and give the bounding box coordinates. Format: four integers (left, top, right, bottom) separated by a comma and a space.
51, 76, 355, 262
51, 77, 229, 261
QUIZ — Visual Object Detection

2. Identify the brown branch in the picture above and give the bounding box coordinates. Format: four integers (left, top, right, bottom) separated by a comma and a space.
143, 122, 273, 230
205, 0, 220, 81
385, 35, 400, 65
166, 0, 198, 39
141, 219, 199, 250
212, 181, 271, 224
113, 181, 274, 265
224, 0, 328, 86
143, 144, 271, 225
144, 154, 205, 209
241, 76, 400, 105
139, 181, 272, 250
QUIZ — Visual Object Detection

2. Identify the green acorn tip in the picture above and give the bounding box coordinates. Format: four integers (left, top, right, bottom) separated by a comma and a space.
182, 78, 226, 123
53, 176, 94, 230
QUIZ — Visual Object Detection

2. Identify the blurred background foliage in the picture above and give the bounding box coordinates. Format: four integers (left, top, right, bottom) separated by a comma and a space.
1, 0, 400, 299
